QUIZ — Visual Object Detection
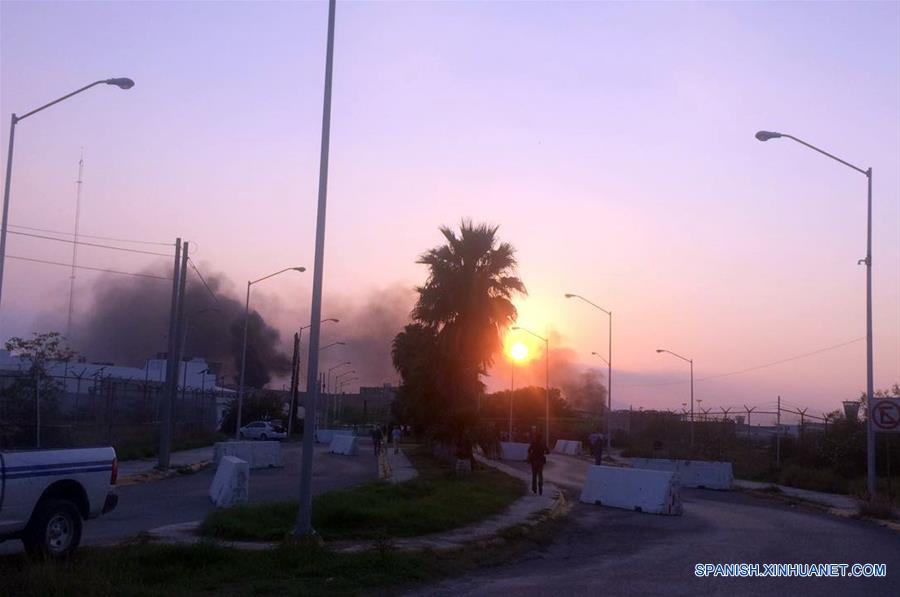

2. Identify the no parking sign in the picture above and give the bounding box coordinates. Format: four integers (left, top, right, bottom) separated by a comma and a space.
869, 398, 900, 433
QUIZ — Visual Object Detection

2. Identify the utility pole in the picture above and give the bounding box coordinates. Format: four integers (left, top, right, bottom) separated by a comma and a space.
287, 332, 300, 436
171, 242, 189, 435
776, 395, 781, 469
157, 238, 182, 470
66, 150, 84, 340
295, 0, 338, 538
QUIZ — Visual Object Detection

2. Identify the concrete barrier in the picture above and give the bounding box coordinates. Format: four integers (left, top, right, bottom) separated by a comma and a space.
328, 434, 358, 456
315, 428, 354, 444
209, 456, 249, 507
631, 458, 733, 490
564, 440, 582, 456
500, 441, 530, 461
552, 439, 582, 456
213, 441, 283, 469
580, 465, 682, 515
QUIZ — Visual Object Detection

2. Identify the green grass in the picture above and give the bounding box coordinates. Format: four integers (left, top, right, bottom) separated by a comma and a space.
1, 513, 566, 597
200, 453, 525, 542
0, 541, 447, 597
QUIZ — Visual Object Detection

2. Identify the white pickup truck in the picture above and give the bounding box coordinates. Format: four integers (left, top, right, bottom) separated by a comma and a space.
0, 447, 118, 558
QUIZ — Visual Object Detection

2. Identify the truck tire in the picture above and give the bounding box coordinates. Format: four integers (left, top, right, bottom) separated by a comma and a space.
23, 499, 83, 559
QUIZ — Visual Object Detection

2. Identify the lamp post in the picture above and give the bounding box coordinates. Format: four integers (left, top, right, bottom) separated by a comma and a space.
338, 377, 358, 392
288, 318, 339, 436
235, 267, 305, 439
325, 361, 350, 426
327, 362, 351, 393
335, 369, 355, 389
1, 77, 135, 324
565, 294, 613, 449
508, 342, 528, 441
296, 0, 337, 539
512, 326, 550, 445
656, 349, 694, 446
296, 318, 339, 388
756, 129, 876, 498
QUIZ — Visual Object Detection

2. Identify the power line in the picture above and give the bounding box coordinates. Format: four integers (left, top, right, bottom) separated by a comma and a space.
698, 338, 866, 382
187, 257, 220, 305
8, 223, 173, 247
9, 230, 173, 258
8, 254, 171, 281
625, 337, 866, 388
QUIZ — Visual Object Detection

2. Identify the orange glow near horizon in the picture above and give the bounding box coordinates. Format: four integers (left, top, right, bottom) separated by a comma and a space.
510, 342, 529, 362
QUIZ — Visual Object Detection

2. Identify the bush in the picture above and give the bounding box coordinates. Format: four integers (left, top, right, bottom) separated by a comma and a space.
858, 498, 896, 520
777, 464, 848, 495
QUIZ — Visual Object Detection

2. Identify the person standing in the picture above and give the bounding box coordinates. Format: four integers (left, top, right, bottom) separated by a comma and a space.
589, 432, 604, 465
527, 432, 550, 495
371, 426, 383, 456
392, 425, 401, 454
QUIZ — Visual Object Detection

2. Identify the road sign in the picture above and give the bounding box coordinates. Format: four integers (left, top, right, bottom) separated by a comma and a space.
869, 397, 900, 433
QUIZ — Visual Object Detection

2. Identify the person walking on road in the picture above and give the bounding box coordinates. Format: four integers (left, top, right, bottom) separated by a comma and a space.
371, 426, 384, 456
589, 432, 604, 465
527, 432, 550, 495
392, 426, 401, 454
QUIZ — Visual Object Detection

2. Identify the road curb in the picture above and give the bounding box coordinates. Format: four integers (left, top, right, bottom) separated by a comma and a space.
117, 461, 211, 486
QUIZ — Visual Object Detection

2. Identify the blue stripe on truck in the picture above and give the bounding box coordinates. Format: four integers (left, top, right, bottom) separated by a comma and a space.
4, 465, 113, 480
4, 459, 113, 473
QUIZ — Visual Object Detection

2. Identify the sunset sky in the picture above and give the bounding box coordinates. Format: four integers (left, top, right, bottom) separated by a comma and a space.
1, 1, 898, 420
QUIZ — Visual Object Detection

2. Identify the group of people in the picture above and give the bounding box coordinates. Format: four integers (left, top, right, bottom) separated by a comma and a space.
371, 424, 405, 456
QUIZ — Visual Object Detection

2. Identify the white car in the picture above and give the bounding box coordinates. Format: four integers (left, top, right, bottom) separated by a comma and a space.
239, 420, 286, 441
0, 446, 118, 558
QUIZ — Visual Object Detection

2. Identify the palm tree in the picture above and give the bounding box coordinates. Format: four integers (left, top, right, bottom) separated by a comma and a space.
412, 220, 526, 412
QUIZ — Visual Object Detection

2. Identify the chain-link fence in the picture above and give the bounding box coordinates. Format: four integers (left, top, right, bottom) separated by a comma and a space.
0, 371, 221, 457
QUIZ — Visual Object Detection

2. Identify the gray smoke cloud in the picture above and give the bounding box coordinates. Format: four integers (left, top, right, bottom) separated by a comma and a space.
297, 285, 416, 390
69, 265, 290, 387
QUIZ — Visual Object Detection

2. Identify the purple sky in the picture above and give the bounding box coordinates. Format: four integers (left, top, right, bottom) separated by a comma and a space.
1, 1, 898, 419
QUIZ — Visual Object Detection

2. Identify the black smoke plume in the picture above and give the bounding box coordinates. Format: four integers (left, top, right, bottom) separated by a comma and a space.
71, 266, 290, 387
305, 286, 415, 390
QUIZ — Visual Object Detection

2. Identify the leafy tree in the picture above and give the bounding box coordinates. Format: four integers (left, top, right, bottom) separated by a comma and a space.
391, 324, 441, 433
2, 332, 75, 446
409, 221, 526, 427
5, 332, 75, 373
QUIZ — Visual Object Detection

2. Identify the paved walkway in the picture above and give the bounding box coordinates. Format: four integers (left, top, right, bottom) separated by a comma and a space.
385, 448, 417, 483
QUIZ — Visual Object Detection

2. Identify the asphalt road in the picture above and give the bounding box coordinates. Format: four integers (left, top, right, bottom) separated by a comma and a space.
0, 441, 378, 555
417, 456, 900, 597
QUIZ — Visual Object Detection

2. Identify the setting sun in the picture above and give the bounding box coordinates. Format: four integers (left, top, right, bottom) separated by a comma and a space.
510, 342, 529, 362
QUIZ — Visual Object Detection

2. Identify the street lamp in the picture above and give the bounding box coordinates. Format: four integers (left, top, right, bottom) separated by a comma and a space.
294, 318, 339, 388
319, 341, 345, 352
327, 361, 352, 393
335, 369, 356, 388
0, 77, 135, 323
508, 342, 528, 441
756, 129, 876, 499
296, 0, 337, 539
338, 377, 358, 392
512, 326, 550, 445
565, 294, 613, 450
656, 348, 694, 447
235, 266, 305, 438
